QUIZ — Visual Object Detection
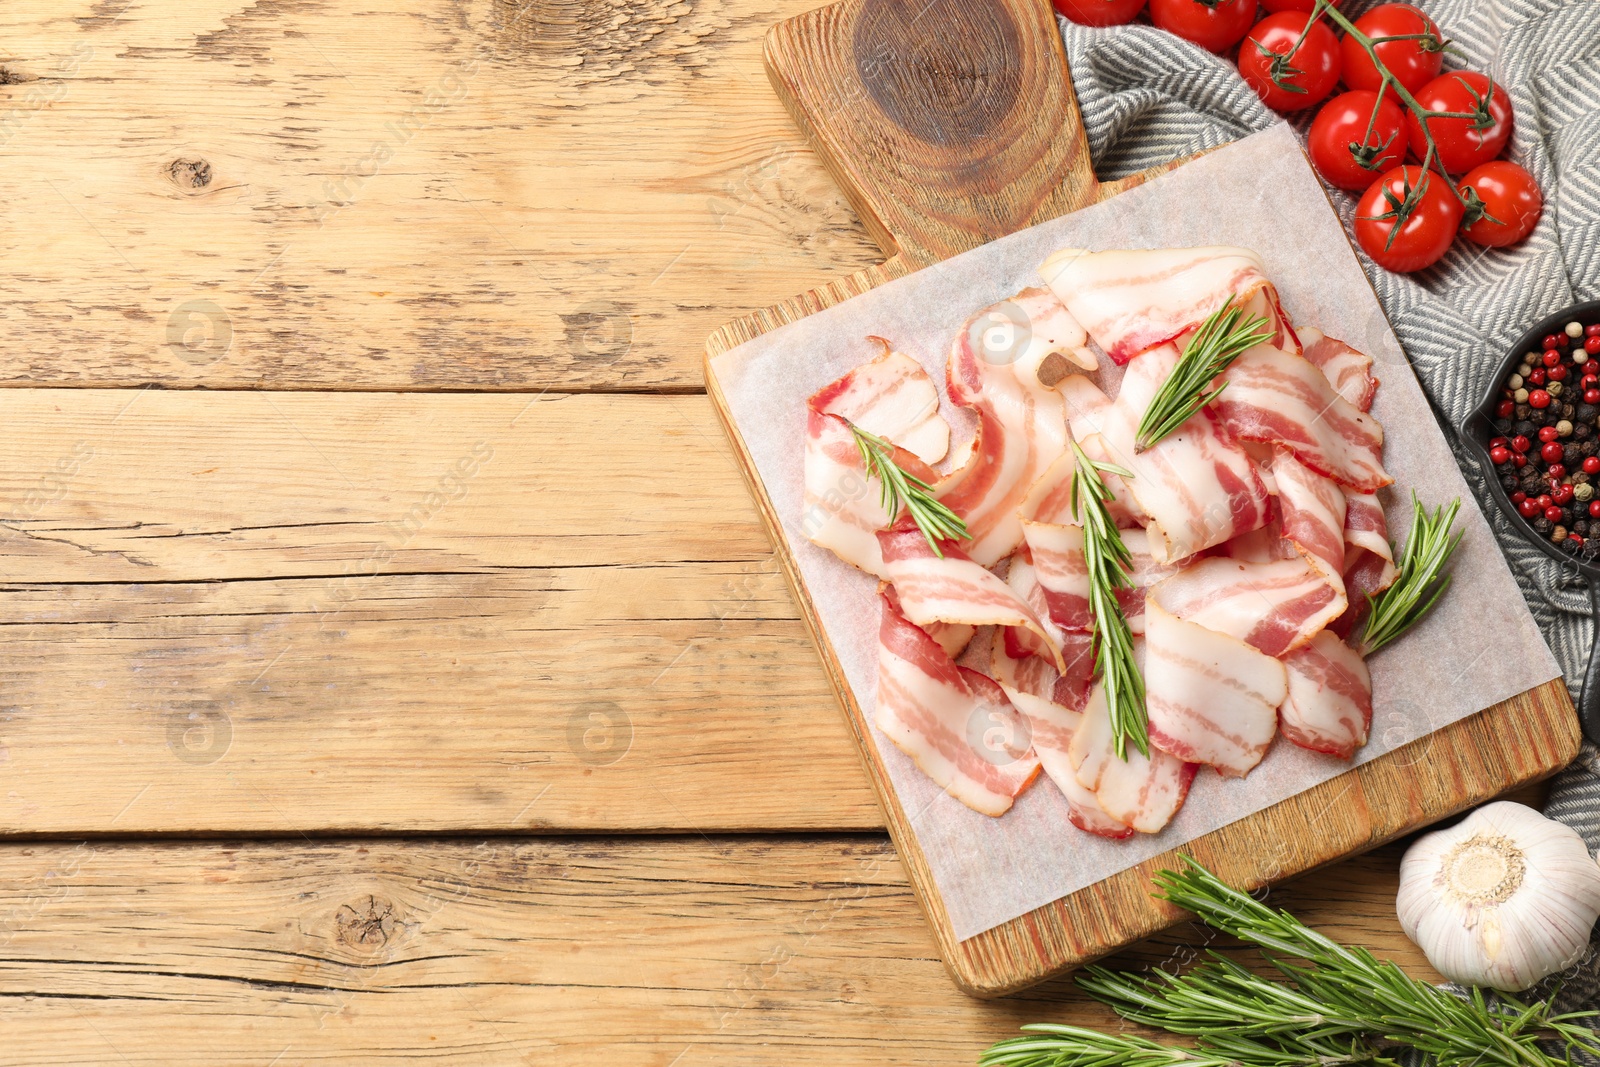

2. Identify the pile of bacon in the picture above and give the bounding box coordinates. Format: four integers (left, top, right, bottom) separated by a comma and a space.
802, 246, 1396, 839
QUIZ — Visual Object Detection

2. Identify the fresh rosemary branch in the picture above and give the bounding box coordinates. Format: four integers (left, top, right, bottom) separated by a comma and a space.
1151, 857, 1600, 1067
1135, 304, 1275, 452
850, 423, 969, 558
978, 1023, 1347, 1067
1068, 439, 1147, 759
1359, 492, 1462, 655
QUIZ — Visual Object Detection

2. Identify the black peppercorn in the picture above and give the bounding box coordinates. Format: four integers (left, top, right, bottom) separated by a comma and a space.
1576, 520, 1591, 536
1563, 402, 1577, 419
1496, 417, 1516, 434
1577, 423, 1593, 441
1501, 474, 1521, 492
1535, 516, 1554, 534
1515, 419, 1539, 437
1578, 403, 1599, 422
1516, 403, 1534, 420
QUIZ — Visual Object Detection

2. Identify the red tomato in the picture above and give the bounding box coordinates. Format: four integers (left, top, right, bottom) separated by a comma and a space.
1404, 71, 1514, 174
1149, 0, 1258, 53
1052, 0, 1146, 25
1340, 4, 1444, 94
1354, 165, 1464, 272
1261, 0, 1338, 10
1308, 91, 1409, 190
1238, 13, 1341, 112
1458, 160, 1543, 247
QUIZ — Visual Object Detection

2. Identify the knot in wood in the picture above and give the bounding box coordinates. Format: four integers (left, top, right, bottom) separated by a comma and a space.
166, 158, 213, 190
335, 895, 403, 952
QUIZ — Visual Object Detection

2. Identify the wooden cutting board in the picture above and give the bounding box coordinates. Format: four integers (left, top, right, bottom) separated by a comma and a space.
703, 0, 1580, 997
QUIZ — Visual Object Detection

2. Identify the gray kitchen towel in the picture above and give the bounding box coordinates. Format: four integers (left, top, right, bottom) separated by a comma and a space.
1059, 1, 1600, 843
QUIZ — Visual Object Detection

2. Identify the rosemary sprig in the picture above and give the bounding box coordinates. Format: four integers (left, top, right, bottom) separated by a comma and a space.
1069, 440, 1147, 759
986, 858, 1600, 1067
1151, 858, 1600, 1067
849, 423, 969, 557
1135, 304, 1275, 452
1359, 492, 1462, 655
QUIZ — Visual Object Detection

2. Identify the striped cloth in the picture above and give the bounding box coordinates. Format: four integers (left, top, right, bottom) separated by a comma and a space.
1060, 0, 1600, 1004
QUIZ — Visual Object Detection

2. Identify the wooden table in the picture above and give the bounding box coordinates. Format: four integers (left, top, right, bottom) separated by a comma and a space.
0, 1, 1508, 1061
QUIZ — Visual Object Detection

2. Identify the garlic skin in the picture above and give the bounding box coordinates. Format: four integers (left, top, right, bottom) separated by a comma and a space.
1398, 801, 1600, 991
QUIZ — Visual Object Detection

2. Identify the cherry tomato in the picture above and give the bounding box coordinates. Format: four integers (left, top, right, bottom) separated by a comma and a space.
1340, 4, 1444, 94
1260, 0, 1338, 10
1238, 13, 1341, 112
1458, 161, 1543, 247
1052, 0, 1147, 25
1354, 165, 1464, 273
1149, 0, 1258, 53
1405, 71, 1513, 173
1308, 90, 1409, 190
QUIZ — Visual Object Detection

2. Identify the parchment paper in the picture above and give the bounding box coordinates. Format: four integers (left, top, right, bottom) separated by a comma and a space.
707, 122, 1563, 941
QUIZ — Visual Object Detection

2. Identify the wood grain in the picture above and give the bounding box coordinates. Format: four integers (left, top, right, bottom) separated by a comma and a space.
702, 0, 1584, 996
0, 388, 898, 834
0, 834, 1457, 1065
0, 0, 880, 391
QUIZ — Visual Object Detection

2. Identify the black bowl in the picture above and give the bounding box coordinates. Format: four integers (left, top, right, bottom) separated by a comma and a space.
1461, 297, 1600, 742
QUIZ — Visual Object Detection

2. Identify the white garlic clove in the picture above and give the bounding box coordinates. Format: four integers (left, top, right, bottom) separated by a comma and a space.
1398, 800, 1600, 991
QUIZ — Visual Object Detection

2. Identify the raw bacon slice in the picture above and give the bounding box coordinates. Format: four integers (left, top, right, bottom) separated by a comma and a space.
990, 634, 1127, 837
1212, 344, 1392, 493
802, 349, 953, 577
1240, 282, 1302, 357
935, 291, 1084, 565
876, 594, 1040, 816
1002, 548, 1069, 660
1069, 681, 1197, 834
1330, 490, 1398, 639
1280, 630, 1373, 759
1272, 449, 1348, 577
1151, 556, 1346, 658
1144, 599, 1288, 778
1039, 246, 1275, 364
878, 527, 1065, 669
802, 409, 905, 577
1299, 327, 1379, 413
1021, 520, 1174, 635
1098, 344, 1273, 562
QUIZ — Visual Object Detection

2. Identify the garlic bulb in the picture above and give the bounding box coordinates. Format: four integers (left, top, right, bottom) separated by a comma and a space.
1398, 801, 1600, 991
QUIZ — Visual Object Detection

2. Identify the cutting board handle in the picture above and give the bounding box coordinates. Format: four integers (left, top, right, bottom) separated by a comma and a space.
764, 0, 1106, 269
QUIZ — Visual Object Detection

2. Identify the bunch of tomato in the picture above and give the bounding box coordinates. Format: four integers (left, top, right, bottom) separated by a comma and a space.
1052, 0, 1543, 273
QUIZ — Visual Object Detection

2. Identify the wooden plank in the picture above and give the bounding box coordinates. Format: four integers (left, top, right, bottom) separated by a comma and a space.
701, 0, 1583, 995
0, 834, 1453, 1065
0, 388, 889, 833
0, 0, 879, 391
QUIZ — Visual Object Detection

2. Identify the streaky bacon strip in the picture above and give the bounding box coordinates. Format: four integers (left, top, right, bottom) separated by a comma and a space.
1151, 556, 1346, 658
1280, 630, 1372, 759
1002, 548, 1068, 660
1022, 520, 1173, 636
1144, 599, 1287, 778
1069, 678, 1197, 834
1330, 490, 1398, 639
802, 409, 908, 577
1299, 327, 1379, 413
1098, 344, 1273, 563
803, 349, 952, 577
876, 594, 1040, 816
935, 290, 1086, 565
1272, 449, 1348, 577
878, 527, 1064, 670
991, 634, 1128, 837
1212, 344, 1392, 492
1039, 246, 1275, 364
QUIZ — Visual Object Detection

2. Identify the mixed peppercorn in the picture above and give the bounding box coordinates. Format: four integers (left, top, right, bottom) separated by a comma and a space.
1489, 319, 1600, 558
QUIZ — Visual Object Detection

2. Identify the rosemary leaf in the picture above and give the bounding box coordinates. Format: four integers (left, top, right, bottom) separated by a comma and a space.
850, 424, 969, 558
1359, 492, 1462, 655
1069, 440, 1148, 759
1136, 304, 1275, 452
